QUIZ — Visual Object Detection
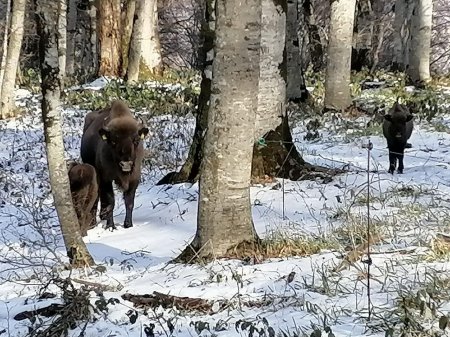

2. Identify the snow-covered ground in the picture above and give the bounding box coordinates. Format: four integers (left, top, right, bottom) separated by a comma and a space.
0, 80, 449, 337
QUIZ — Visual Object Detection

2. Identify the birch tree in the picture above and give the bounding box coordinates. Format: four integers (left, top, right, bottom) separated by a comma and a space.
257, 0, 286, 139
97, 0, 122, 77
408, 0, 433, 84
35, 0, 94, 267
140, 0, 163, 76
0, 0, 26, 119
127, 0, 144, 83
0, 0, 11, 99
324, 0, 357, 111
88, 0, 98, 75
177, 0, 262, 261
57, 0, 67, 87
66, 0, 78, 76
121, 0, 136, 76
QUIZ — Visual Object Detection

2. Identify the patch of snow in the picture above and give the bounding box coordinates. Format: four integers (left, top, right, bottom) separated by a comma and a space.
0, 86, 449, 337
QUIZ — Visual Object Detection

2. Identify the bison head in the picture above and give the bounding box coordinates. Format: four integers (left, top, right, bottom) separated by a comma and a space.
99, 120, 149, 173
384, 103, 413, 139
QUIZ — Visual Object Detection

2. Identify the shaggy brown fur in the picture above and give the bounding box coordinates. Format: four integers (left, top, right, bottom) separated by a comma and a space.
67, 161, 98, 237
80, 100, 149, 230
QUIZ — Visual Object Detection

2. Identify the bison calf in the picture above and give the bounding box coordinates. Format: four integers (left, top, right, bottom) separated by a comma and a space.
382, 102, 413, 174
67, 161, 98, 236
80, 100, 149, 230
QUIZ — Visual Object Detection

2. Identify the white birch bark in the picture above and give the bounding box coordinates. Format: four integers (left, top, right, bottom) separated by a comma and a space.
0, 0, 25, 119
0, 0, 11, 100
140, 0, 163, 76
256, 0, 286, 139
324, 0, 357, 111
408, 0, 433, 84
58, 0, 67, 87
190, 0, 261, 258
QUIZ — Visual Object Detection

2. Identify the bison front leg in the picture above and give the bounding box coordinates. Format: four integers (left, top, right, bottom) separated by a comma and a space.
397, 149, 405, 174
99, 181, 116, 230
123, 181, 138, 228
388, 150, 396, 174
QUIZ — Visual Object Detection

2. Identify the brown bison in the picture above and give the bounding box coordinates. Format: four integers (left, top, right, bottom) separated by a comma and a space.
80, 100, 149, 230
382, 101, 414, 174
67, 160, 98, 236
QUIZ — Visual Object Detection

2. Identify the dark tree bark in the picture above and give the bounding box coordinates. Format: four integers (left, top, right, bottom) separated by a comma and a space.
157, 1, 214, 185
351, 0, 374, 71
303, 0, 323, 72
97, 0, 122, 77
286, 0, 308, 102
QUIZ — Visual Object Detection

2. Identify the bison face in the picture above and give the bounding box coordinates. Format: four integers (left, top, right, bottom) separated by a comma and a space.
99, 126, 149, 173
384, 114, 413, 139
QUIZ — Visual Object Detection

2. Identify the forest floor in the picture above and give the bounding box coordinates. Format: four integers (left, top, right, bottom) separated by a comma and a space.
0, 77, 450, 337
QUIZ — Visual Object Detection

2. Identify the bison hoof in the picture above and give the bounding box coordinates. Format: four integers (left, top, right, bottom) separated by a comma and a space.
388, 169, 394, 174
398, 169, 403, 174
103, 223, 117, 231
124, 221, 133, 229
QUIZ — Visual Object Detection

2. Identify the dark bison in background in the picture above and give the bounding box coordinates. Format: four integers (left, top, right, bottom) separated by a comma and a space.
382, 101, 414, 174
67, 161, 98, 237
81, 100, 149, 230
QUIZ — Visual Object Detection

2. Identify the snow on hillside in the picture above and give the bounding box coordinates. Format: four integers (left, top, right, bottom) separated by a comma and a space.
0, 82, 449, 337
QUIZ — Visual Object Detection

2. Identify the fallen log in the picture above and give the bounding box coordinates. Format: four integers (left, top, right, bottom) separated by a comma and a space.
14, 303, 65, 321
121, 291, 220, 314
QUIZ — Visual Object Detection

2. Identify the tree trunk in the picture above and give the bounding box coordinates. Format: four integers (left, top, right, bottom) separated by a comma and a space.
66, 0, 78, 76
58, 0, 67, 88
407, 0, 433, 85
140, 0, 163, 77
351, 0, 374, 71
0, 0, 26, 119
370, 0, 389, 72
97, 0, 122, 77
252, 0, 308, 183
256, 0, 287, 140
393, 0, 414, 71
286, 0, 307, 102
324, 0, 357, 111
88, 0, 98, 76
303, 0, 323, 72
35, 0, 94, 267
176, 0, 261, 262
121, 0, 136, 76
0, 0, 11, 101
156, 0, 214, 185
126, 0, 143, 83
